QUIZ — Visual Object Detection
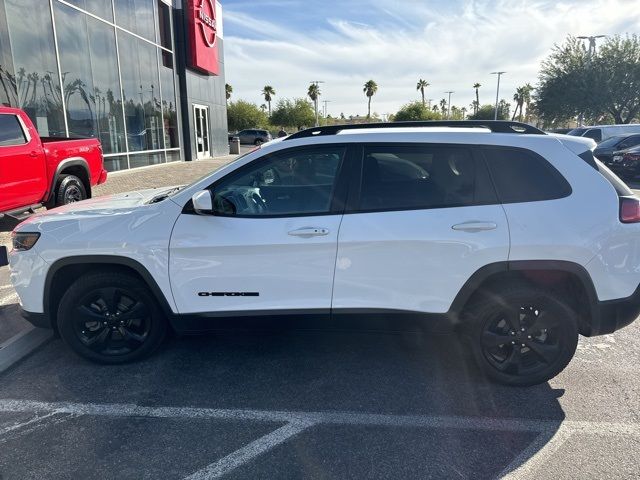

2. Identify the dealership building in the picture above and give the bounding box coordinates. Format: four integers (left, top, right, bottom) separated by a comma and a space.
0, 0, 228, 171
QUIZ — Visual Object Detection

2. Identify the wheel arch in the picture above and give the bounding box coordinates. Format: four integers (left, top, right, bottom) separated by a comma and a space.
450, 260, 598, 336
47, 157, 92, 203
44, 256, 176, 332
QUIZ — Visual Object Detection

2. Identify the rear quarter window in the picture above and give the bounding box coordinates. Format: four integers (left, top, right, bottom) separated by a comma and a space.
0, 114, 27, 146
482, 147, 572, 203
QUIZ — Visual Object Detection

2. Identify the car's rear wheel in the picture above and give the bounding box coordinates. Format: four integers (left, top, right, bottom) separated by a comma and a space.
54, 174, 87, 207
57, 272, 167, 364
463, 285, 579, 386
254, 139, 263, 146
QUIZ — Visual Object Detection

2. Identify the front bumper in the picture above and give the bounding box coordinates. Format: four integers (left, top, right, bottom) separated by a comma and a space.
588, 284, 640, 336
19, 306, 51, 329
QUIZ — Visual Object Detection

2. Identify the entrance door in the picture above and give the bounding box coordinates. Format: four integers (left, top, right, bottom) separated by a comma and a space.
193, 104, 210, 159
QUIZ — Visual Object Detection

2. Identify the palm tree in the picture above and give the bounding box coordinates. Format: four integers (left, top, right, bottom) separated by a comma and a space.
363, 80, 378, 118
225, 83, 232, 102
473, 83, 481, 114
511, 84, 533, 122
261, 85, 275, 116
432, 104, 439, 113
416, 79, 429, 107
461, 106, 468, 120
439, 98, 447, 117
521, 83, 533, 122
307, 83, 321, 126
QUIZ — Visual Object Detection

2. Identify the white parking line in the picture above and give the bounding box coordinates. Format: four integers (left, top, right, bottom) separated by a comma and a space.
0, 398, 638, 479
0, 412, 77, 445
185, 421, 314, 480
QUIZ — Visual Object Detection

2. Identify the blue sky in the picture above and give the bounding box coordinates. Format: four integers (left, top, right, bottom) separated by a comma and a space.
221, 0, 640, 117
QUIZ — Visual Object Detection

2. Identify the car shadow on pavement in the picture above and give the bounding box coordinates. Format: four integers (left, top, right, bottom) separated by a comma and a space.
0, 325, 565, 479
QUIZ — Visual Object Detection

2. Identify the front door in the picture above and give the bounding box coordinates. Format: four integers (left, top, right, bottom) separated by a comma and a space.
332, 143, 510, 315
193, 105, 210, 159
169, 144, 352, 315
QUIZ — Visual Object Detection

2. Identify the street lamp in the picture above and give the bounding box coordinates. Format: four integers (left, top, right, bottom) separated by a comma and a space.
491, 71, 506, 121
445, 91, 454, 119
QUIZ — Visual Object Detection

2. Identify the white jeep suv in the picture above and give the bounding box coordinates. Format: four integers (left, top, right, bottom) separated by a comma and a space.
5, 121, 640, 386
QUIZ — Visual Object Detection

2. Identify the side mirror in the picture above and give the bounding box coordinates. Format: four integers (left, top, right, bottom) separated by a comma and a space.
192, 190, 213, 215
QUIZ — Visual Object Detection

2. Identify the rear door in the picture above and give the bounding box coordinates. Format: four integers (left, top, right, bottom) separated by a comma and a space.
169, 144, 353, 315
332, 143, 510, 315
0, 113, 47, 211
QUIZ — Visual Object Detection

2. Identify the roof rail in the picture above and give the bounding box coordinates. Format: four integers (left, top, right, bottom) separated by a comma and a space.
285, 120, 546, 140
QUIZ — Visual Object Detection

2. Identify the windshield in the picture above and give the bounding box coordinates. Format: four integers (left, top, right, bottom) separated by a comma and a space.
567, 128, 587, 136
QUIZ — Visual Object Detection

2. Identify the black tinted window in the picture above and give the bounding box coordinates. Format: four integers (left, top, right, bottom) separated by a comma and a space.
618, 136, 640, 149
583, 129, 602, 142
0, 115, 26, 146
213, 146, 345, 216
483, 147, 571, 203
359, 145, 496, 211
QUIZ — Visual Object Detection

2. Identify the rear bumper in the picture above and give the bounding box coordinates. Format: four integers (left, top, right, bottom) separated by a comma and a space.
587, 285, 640, 336
97, 169, 108, 185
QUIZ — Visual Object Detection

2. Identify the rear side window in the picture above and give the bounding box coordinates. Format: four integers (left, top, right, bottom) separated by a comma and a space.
583, 129, 602, 142
0, 115, 26, 146
358, 145, 496, 211
483, 147, 571, 203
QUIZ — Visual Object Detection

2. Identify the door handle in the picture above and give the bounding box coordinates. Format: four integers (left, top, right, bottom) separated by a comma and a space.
29, 151, 38, 157
288, 227, 330, 237
451, 221, 497, 232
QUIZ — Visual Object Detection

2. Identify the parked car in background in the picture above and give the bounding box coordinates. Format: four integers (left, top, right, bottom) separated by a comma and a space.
0, 107, 107, 220
228, 129, 272, 146
568, 124, 640, 143
610, 144, 640, 180
594, 133, 640, 165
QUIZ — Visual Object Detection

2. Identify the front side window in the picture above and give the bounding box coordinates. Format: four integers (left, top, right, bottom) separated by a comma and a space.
618, 136, 640, 150
0, 115, 26, 146
212, 146, 345, 216
483, 147, 572, 203
358, 145, 495, 211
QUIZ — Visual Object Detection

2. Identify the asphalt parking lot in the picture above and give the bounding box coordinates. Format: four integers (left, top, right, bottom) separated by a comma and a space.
0, 157, 639, 479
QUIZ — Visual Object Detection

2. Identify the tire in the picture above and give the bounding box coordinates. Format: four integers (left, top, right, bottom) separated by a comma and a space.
54, 174, 87, 207
462, 284, 579, 386
57, 271, 168, 364
254, 139, 263, 146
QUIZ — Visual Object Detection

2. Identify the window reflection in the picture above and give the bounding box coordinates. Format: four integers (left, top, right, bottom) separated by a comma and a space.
160, 49, 179, 148
4, 0, 66, 137
65, 0, 114, 22
114, 0, 156, 42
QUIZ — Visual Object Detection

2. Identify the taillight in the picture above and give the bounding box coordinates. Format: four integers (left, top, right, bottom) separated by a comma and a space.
620, 197, 640, 223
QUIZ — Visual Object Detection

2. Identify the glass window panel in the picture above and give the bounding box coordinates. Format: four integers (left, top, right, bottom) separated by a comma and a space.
160, 49, 179, 148
212, 146, 345, 217
129, 151, 164, 169
54, 3, 97, 141
114, 0, 156, 42
5, 0, 66, 137
66, 0, 114, 21
119, 32, 162, 152
166, 150, 181, 163
104, 154, 128, 172
157, 0, 172, 50
87, 16, 126, 153
0, 114, 26, 145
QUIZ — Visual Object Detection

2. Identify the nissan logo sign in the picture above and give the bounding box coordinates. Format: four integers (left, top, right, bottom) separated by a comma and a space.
198, 0, 217, 48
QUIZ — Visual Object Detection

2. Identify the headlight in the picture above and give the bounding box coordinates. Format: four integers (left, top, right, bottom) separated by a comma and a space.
12, 232, 40, 251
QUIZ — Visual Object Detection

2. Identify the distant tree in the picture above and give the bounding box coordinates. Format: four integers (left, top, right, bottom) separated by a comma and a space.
271, 98, 315, 130
307, 83, 321, 125
473, 83, 481, 114
261, 85, 275, 116
468, 103, 510, 120
416, 79, 430, 107
461, 106, 468, 120
439, 98, 447, 116
225, 83, 232, 102
536, 35, 640, 126
512, 84, 534, 121
227, 100, 269, 131
363, 80, 378, 118
432, 104, 439, 113
394, 101, 442, 121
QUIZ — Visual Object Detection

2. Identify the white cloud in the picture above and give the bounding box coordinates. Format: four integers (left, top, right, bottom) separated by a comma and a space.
223, 0, 640, 117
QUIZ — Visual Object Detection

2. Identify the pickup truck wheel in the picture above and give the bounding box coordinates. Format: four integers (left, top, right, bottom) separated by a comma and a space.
55, 174, 87, 207
57, 272, 167, 364
463, 285, 579, 387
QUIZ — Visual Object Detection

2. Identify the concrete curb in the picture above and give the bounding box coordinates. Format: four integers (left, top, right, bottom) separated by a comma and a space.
0, 327, 52, 374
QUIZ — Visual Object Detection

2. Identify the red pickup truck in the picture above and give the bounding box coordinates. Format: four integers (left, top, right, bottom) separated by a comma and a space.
0, 107, 107, 219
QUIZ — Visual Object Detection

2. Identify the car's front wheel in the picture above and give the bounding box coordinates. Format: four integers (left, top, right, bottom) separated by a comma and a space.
254, 139, 263, 146
464, 285, 579, 386
57, 271, 168, 364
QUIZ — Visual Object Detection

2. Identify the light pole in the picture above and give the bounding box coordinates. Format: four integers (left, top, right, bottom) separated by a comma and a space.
310, 80, 325, 126
427, 98, 433, 108
491, 71, 506, 120
576, 35, 606, 126
445, 91, 454, 119
322, 100, 332, 120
